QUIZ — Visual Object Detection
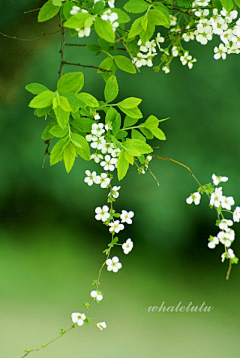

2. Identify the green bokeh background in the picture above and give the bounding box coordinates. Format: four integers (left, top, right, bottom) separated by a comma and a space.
1, 1, 240, 357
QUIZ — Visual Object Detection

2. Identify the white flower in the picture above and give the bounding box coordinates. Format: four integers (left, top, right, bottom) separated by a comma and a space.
90, 153, 103, 163
221, 196, 235, 211
210, 187, 223, 207
186, 192, 201, 205
91, 123, 105, 137
108, 0, 115, 8
84, 170, 99, 186
97, 321, 107, 330
221, 248, 236, 262
70, 6, 80, 15
95, 205, 110, 222
106, 256, 122, 272
162, 65, 170, 74
212, 174, 228, 185
122, 238, 133, 254
100, 155, 117, 171
98, 173, 111, 188
109, 220, 124, 233
208, 236, 219, 249
71, 312, 86, 326
214, 44, 227, 60
94, 114, 101, 120
172, 46, 179, 57
109, 186, 121, 199
91, 136, 106, 150
90, 290, 103, 301
156, 32, 165, 45
218, 229, 235, 247
219, 219, 233, 231
233, 206, 240, 222
120, 210, 134, 224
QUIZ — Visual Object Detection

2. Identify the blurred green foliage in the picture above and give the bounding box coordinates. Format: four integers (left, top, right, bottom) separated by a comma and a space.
0, 1, 240, 357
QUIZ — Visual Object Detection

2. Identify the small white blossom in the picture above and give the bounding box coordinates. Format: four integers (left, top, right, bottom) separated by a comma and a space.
233, 206, 240, 222
109, 220, 124, 233
208, 236, 219, 249
186, 192, 201, 205
95, 205, 110, 222
109, 186, 121, 199
221, 248, 236, 262
90, 153, 103, 163
106, 256, 122, 272
218, 229, 235, 247
214, 43, 227, 60
70, 6, 80, 15
97, 321, 107, 330
100, 155, 117, 171
71, 312, 86, 326
98, 173, 111, 188
90, 290, 103, 301
219, 219, 233, 231
94, 114, 101, 120
84, 170, 99, 186
212, 174, 228, 185
122, 238, 133, 254
91, 136, 106, 151
221, 196, 235, 211
120, 210, 134, 224
210, 187, 223, 207
91, 123, 105, 137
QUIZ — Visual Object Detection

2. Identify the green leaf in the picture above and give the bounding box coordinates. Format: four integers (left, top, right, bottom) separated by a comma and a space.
64, 12, 93, 28
151, 127, 166, 140
143, 115, 159, 130
77, 93, 99, 107
38, 0, 60, 22
116, 131, 128, 140
140, 127, 154, 139
54, 106, 70, 128
62, 93, 84, 111
113, 9, 130, 23
117, 97, 142, 109
148, 9, 170, 28
98, 57, 117, 81
63, 143, 76, 173
52, 0, 63, 5
140, 19, 155, 43
128, 16, 143, 38
122, 139, 153, 156
105, 107, 118, 127
234, 0, 240, 7
125, 151, 134, 165
50, 137, 69, 165
153, 3, 170, 24
141, 15, 148, 31
124, 0, 149, 13
29, 90, 55, 108
123, 116, 138, 128
93, 1, 105, 14
114, 56, 136, 74
132, 129, 146, 141
71, 133, 90, 160
71, 117, 94, 132
62, 1, 75, 19
49, 125, 69, 138
42, 119, 58, 140
104, 75, 119, 103
59, 96, 72, 112
118, 106, 142, 119
34, 106, 52, 118
25, 83, 49, 95
117, 150, 129, 180
57, 72, 84, 94
112, 113, 121, 137
220, 0, 234, 11
94, 17, 115, 43
86, 44, 100, 51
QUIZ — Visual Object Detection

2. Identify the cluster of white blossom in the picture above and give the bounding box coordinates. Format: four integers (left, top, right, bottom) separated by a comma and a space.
186, 173, 239, 265
182, 4, 240, 60
70, 2, 118, 38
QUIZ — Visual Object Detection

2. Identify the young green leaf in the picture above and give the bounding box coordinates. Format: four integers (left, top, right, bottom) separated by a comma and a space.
151, 127, 166, 140
52, 0, 63, 5
143, 115, 159, 130
62, 93, 84, 111
64, 13, 93, 28
50, 137, 69, 165
29, 91, 55, 108
104, 75, 119, 103
117, 97, 142, 109
63, 143, 76, 173
94, 17, 115, 43
49, 125, 69, 138
118, 106, 142, 119
124, 0, 149, 13
42, 120, 58, 140
148, 9, 170, 28
71, 117, 94, 132
114, 56, 136, 74
62, 1, 75, 19
59, 96, 72, 112
220, 0, 234, 11
38, 0, 60, 22
122, 139, 153, 156
125, 151, 134, 165
93, 0, 105, 14
117, 150, 130, 180
132, 129, 146, 142
77, 93, 99, 107
112, 113, 121, 137
25, 83, 49, 95
57, 72, 84, 94
128, 17, 144, 38
113, 9, 130, 23
54, 106, 70, 128
71, 133, 90, 160
34, 106, 52, 118
123, 116, 139, 128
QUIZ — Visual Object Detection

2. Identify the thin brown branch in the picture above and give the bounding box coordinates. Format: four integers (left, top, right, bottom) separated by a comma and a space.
0, 30, 61, 42
63, 61, 111, 72
41, 140, 51, 169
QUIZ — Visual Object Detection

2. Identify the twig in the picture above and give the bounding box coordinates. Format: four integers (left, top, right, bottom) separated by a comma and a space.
41, 140, 51, 169
24, 8, 41, 14
0, 30, 61, 42
63, 61, 111, 72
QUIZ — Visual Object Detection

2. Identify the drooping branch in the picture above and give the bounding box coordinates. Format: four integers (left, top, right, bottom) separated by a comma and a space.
0, 30, 61, 42
63, 61, 111, 72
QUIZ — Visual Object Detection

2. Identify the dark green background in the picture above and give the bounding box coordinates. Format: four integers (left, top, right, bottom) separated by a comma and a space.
0, 1, 240, 357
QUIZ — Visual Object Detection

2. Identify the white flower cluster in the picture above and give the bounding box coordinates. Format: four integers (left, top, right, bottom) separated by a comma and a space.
183, 5, 240, 60
70, 2, 118, 38
186, 173, 239, 264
